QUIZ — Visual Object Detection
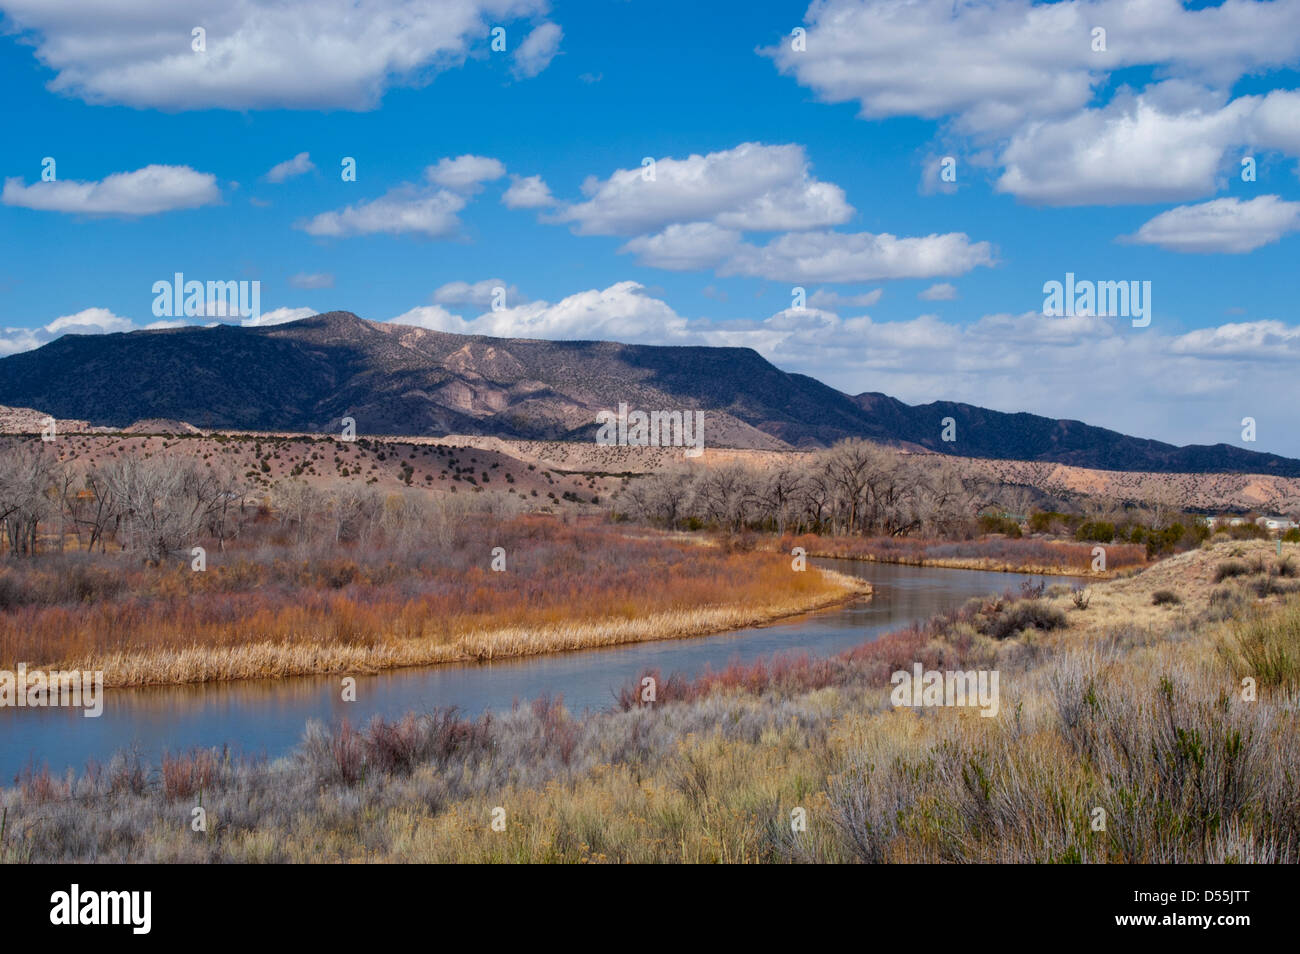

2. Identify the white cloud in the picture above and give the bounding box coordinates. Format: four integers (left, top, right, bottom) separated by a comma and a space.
1125, 195, 1300, 253
289, 272, 335, 289
996, 87, 1300, 205
388, 304, 465, 331
720, 230, 995, 283
918, 283, 957, 301
42, 308, 133, 336
433, 279, 522, 306
766, 0, 1300, 135
621, 223, 743, 271
767, 1, 1300, 207
502, 174, 556, 209
2, 164, 219, 216
0, 307, 134, 355
298, 186, 467, 238
1170, 319, 1300, 357
0, 0, 553, 110
265, 152, 315, 183
241, 306, 317, 327
426, 155, 506, 192
391, 281, 690, 340
512, 21, 562, 78
555, 142, 852, 236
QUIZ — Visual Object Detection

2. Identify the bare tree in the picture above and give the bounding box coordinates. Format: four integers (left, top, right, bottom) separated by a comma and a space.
0, 443, 55, 556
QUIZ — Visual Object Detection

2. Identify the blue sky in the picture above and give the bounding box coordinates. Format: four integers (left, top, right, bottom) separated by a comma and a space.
2, 0, 1299, 455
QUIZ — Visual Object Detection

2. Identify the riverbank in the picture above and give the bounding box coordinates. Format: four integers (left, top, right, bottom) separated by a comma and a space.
0, 519, 869, 689
5, 540, 1294, 863
78, 565, 869, 688
774, 532, 1149, 579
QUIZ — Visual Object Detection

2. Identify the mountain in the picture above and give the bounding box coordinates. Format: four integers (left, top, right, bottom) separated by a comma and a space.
0, 310, 1296, 476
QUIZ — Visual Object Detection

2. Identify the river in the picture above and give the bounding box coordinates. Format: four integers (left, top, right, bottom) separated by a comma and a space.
0, 559, 1073, 780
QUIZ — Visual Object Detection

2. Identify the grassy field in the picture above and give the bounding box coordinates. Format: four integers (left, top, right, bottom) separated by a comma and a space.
3, 539, 1296, 863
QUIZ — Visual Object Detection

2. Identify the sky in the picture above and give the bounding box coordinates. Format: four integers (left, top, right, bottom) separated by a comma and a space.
1, 0, 1299, 456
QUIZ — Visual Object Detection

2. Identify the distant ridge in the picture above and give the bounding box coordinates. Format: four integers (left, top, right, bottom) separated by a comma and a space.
1, 310, 1296, 477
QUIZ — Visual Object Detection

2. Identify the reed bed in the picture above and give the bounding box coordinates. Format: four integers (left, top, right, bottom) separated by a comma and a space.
0, 519, 867, 686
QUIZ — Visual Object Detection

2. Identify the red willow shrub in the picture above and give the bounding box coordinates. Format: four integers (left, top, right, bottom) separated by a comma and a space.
616, 606, 974, 712
0, 517, 839, 671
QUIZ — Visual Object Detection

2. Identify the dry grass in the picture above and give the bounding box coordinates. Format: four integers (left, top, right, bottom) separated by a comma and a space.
0, 519, 868, 687
76, 566, 866, 686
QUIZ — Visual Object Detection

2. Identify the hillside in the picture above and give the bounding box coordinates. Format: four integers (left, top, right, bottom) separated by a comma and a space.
1, 310, 1297, 476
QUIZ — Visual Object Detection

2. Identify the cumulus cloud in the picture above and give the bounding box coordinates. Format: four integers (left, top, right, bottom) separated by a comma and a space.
1124, 195, 1300, 253
241, 306, 317, 327
265, 152, 315, 183
767, 0, 1300, 134
555, 142, 852, 236
392, 281, 690, 340
766, 1, 1300, 207
512, 21, 562, 78
387, 304, 465, 331
918, 283, 957, 301
502, 174, 556, 209
298, 186, 467, 238
548, 142, 993, 282
2, 165, 220, 216
621, 223, 743, 271
426, 155, 506, 192
432, 279, 523, 307
996, 86, 1300, 205
720, 230, 995, 283
0, 307, 133, 355
0, 0, 554, 110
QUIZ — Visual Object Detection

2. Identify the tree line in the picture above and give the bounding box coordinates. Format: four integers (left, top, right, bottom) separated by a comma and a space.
614, 439, 978, 537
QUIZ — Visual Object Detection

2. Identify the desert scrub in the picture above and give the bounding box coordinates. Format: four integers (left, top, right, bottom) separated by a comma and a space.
1214, 560, 1250, 582
1219, 595, 1300, 693
970, 597, 1067, 640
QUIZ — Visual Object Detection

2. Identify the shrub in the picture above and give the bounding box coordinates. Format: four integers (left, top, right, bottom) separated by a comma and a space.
978, 514, 1022, 537
1151, 590, 1182, 606
1214, 560, 1250, 582
1220, 597, 1300, 693
979, 599, 1067, 640
1075, 521, 1115, 544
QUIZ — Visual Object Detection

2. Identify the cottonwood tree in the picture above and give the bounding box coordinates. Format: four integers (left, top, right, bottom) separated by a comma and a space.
0, 443, 55, 556
614, 439, 977, 538
100, 456, 227, 563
